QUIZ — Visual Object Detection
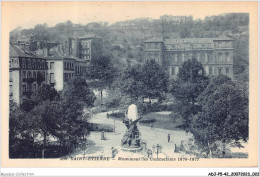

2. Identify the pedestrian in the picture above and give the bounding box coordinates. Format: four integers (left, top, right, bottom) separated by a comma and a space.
106, 113, 109, 119
167, 133, 170, 143
180, 140, 185, 152
174, 144, 180, 153
152, 145, 155, 153
150, 123, 153, 129
147, 149, 152, 158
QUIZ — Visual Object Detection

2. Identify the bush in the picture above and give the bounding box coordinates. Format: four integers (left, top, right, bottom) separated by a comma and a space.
139, 119, 156, 124
88, 123, 113, 132
108, 112, 125, 119
91, 106, 107, 114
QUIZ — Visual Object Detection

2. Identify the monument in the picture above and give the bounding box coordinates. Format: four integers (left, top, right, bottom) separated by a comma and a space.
121, 104, 142, 152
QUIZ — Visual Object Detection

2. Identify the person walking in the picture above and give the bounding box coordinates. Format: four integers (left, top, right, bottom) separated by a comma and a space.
150, 123, 154, 129
152, 145, 155, 153
168, 133, 171, 143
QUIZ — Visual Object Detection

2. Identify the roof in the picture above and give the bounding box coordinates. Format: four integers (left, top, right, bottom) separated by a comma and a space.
44, 46, 87, 63
145, 36, 233, 44
213, 36, 233, 41
144, 37, 164, 43
70, 34, 96, 40
10, 45, 39, 58
165, 38, 214, 44
164, 36, 233, 45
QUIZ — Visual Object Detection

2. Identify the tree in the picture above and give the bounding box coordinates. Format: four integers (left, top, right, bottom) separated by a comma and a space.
191, 76, 248, 157
63, 77, 96, 107
20, 84, 59, 113
117, 64, 144, 102
31, 84, 60, 103
87, 54, 116, 105
9, 100, 40, 158
60, 77, 96, 149
141, 60, 169, 106
29, 100, 61, 150
169, 57, 209, 129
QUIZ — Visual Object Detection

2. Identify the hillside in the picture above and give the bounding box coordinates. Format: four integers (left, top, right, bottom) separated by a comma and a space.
10, 13, 249, 82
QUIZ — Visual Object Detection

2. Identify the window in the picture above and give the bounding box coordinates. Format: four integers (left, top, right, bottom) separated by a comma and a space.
209, 66, 213, 75
33, 71, 36, 79
218, 68, 222, 75
218, 53, 223, 62
50, 73, 54, 83
42, 72, 45, 80
225, 52, 230, 62
23, 71, 26, 79
28, 59, 31, 69
9, 72, 12, 82
9, 85, 13, 95
42, 61, 45, 69
22, 85, 26, 94
33, 84, 36, 91
22, 59, 26, 68
50, 62, 54, 69
33, 60, 36, 69
226, 68, 230, 75
178, 54, 182, 63
171, 67, 175, 76
201, 53, 205, 63
27, 71, 32, 78
36, 61, 39, 69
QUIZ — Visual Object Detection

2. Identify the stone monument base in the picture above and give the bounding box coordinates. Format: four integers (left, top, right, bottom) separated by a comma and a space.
121, 146, 143, 153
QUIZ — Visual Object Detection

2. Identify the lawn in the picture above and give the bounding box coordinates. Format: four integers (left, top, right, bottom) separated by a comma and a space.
139, 111, 184, 130
107, 110, 184, 131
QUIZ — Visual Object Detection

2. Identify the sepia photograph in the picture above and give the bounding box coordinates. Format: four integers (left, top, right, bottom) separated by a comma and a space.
1, 1, 258, 170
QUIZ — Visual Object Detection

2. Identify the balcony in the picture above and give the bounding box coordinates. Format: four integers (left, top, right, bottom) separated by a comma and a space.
22, 78, 36, 83
23, 91, 33, 98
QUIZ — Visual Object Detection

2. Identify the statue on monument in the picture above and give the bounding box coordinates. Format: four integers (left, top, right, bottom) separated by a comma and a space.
121, 104, 142, 148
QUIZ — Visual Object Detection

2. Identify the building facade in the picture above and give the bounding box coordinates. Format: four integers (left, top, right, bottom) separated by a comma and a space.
45, 51, 88, 91
9, 34, 102, 104
9, 45, 48, 104
144, 36, 234, 79
61, 34, 103, 62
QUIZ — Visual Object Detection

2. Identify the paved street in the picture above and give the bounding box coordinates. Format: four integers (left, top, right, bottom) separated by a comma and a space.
71, 111, 194, 158
66, 111, 248, 159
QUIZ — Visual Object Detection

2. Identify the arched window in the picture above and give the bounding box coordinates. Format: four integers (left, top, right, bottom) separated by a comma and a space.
201, 53, 205, 63
225, 52, 230, 62
178, 53, 182, 63
42, 72, 45, 80
42, 61, 45, 69
22, 58, 26, 68
218, 53, 223, 62
33, 71, 36, 79
33, 59, 36, 69
27, 71, 32, 78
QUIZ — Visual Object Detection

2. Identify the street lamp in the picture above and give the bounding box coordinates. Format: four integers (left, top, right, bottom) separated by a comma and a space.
114, 116, 115, 133
156, 144, 160, 158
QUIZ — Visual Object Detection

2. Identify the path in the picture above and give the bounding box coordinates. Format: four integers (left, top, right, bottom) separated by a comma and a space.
70, 111, 248, 158
72, 111, 193, 158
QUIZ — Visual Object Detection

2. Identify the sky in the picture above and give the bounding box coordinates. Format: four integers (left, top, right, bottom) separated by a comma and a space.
2, 1, 255, 31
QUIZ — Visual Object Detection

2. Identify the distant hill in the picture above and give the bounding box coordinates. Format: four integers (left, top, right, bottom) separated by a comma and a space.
10, 13, 249, 81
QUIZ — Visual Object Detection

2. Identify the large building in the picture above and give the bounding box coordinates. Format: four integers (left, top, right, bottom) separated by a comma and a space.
44, 46, 88, 91
61, 34, 103, 62
9, 45, 48, 104
9, 34, 102, 104
144, 36, 234, 79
